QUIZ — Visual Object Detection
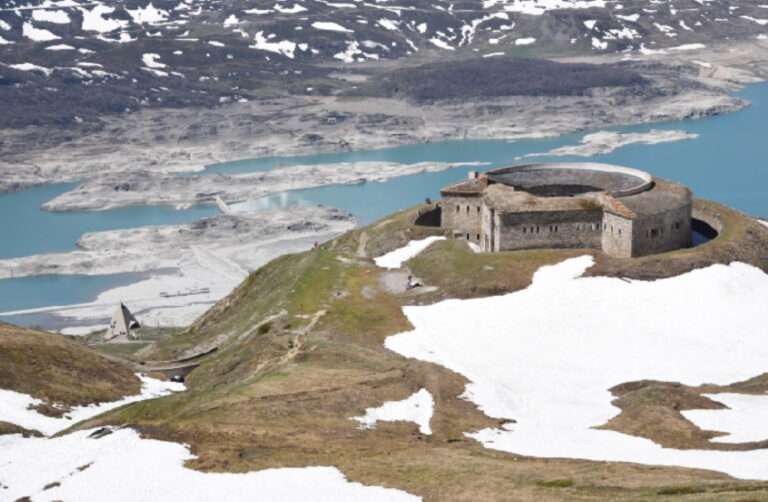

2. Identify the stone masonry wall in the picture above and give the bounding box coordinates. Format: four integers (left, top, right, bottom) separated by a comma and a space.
601, 212, 634, 258
494, 209, 603, 251
442, 194, 484, 243
630, 203, 692, 257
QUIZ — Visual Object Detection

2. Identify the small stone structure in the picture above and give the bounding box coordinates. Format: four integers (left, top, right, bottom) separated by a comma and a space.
439, 163, 692, 258
106, 302, 140, 341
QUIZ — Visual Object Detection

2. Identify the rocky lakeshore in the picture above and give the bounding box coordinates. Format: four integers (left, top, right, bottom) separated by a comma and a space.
3, 41, 768, 195
40, 161, 488, 212
0, 206, 355, 330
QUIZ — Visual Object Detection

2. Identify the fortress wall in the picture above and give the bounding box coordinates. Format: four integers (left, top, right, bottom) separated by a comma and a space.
442, 194, 484, 242
601, 213, 634, 258
630, 203, 692, 257
692, 205, 724, 234
495, 210, 603, 251
480, 205, 493, 251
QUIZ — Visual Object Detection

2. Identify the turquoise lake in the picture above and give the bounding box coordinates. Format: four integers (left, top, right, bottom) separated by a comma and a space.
1, 82, 767, 319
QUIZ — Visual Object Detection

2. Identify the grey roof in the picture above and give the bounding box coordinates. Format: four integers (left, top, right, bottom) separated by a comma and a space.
618, 179, 692, 216
478, 174, 690, 219
486, 162, 652, 197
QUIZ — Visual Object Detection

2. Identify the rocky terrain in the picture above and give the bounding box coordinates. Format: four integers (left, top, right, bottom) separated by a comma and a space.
0, 0, 767, 130
1, 0, 768, 193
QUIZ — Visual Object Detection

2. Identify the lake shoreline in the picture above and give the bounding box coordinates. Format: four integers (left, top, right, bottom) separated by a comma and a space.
2, 41, 766, 196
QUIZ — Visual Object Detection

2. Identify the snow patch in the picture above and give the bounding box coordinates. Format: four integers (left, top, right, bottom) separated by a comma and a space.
250, 31, 297, 58
334, 40, 378, 62
0, 375, 184, 436
482, 0, 606, 16
0, 429, 420, 501
385, 257, 768, 480
683, 394, 768, 444
352, 389, 434, 435
127, 3, 169, 24
592, 37, 607, 49
80, 5, 127, 33
617, 13, 640, 21
7, 62, 52, 76
22, 22, 59, 41
670, 43, 706, 51
31, 9, 70, 24
429, 37, 454, 50
312, 21, 353, 32
142, 52, 166, 69
374, 237, 446, 269
741, 15, 768, 25
275, 3, 308, 14
45, 43, 75, 50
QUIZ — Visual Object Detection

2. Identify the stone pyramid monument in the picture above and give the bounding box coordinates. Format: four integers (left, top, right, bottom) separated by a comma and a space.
106, 302, 140, 341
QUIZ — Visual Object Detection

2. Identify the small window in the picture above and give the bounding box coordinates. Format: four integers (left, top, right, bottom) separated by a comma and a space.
651, 228, 659, 238
476, 233, 480, 241
477, 206, 481, 214
523, 227, 527, 234
456, 205, 460, 213
466, 205, 470, 214
466, 233, 470, 240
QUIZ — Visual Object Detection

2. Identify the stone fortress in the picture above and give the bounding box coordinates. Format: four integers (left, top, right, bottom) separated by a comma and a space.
439, 163, 693, 258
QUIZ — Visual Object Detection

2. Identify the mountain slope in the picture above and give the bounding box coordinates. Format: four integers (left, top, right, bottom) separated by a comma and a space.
0, 322, 140, 410
1, 0, 767, 127
74, 200, 768, 501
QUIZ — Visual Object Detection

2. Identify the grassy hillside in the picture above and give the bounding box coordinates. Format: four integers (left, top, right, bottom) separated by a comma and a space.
0, 323, 140, 411
77, 201, 768, 501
